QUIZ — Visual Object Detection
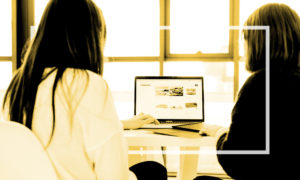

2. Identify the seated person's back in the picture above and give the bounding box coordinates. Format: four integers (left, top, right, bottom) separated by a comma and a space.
216, 3, 300, 179
31, 68, 128, 179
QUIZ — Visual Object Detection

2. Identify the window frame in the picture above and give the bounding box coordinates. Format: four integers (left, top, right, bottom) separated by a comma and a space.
106, 0, 236, 60
0, 0, 16, 71
165, 0, 234, 59
8, 0, 34, 73
105, 0, 240, 100
23, 0, 242, 100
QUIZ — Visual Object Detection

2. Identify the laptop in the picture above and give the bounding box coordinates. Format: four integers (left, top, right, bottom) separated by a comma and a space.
134, 76, 205, 128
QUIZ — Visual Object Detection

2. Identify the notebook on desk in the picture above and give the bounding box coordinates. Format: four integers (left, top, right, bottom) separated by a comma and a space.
134, 76, 205, 129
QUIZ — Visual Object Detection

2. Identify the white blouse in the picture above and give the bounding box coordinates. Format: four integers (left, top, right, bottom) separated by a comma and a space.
30, 68, 131, 180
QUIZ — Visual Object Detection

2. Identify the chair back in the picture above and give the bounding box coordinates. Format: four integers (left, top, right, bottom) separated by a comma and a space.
0, 121, 58, 180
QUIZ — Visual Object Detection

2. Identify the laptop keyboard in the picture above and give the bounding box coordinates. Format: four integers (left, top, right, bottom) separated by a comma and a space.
140, 121, 190, 129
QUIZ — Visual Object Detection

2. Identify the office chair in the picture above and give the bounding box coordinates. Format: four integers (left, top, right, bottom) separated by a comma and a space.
0, 121, 58, 180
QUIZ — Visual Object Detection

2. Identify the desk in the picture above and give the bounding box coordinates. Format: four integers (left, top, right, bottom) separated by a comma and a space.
124, 130, 218, 180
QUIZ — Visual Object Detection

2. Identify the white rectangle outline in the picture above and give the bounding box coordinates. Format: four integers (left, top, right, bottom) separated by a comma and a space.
128, 26, 270, 155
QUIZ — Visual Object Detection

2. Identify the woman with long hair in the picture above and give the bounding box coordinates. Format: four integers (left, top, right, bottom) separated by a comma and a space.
195, 3, 300, 180
216, 3, 300, 179
2, 0, 166, 179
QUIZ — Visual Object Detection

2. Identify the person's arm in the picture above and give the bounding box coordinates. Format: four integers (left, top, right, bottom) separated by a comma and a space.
92, 132, 130, 180
221, 72, 265, 150
122, 113, 160, 130
79, 74, 131, 179
216, 72, 266, 179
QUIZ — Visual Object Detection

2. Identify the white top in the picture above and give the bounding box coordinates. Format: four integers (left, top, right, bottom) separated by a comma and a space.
30, 68, 130, 180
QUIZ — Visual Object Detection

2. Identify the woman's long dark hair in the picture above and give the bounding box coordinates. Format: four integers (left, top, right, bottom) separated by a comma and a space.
2, 0, 106, 142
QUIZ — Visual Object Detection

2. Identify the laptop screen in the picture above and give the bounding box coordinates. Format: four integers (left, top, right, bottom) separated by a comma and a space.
134, 76, 204, 122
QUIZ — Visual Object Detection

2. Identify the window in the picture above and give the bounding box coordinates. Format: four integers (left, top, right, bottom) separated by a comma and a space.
35, 0, 161, 58
164, 61, 234, 126
240, 0, 300, 27
0, 62, 12, 90
103, 62, 160, 119
0, 1, 12, 56
94, 0, 160, 120
34, 0, 48, 26
0, 1, 13, 92
95, 0, 160, 57
169, 0, 230, 56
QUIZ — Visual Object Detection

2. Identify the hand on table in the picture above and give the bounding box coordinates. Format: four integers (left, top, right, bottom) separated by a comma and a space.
122, 113, 159, 130
200, 124, 229, 137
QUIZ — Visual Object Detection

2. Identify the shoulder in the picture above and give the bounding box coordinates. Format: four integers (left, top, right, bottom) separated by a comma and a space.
64, 68, 106, 84
232, 69, 266, 119
84, 70, 109, 96
63, 68, 112, 106
237, 69, 265, 99
281, 70, 300, 86
63, 68, 109, 92
244, 69, 265, 86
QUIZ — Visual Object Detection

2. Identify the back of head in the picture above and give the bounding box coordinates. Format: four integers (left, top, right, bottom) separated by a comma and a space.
243, 3, 300, 72
34, 0, 106, 73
